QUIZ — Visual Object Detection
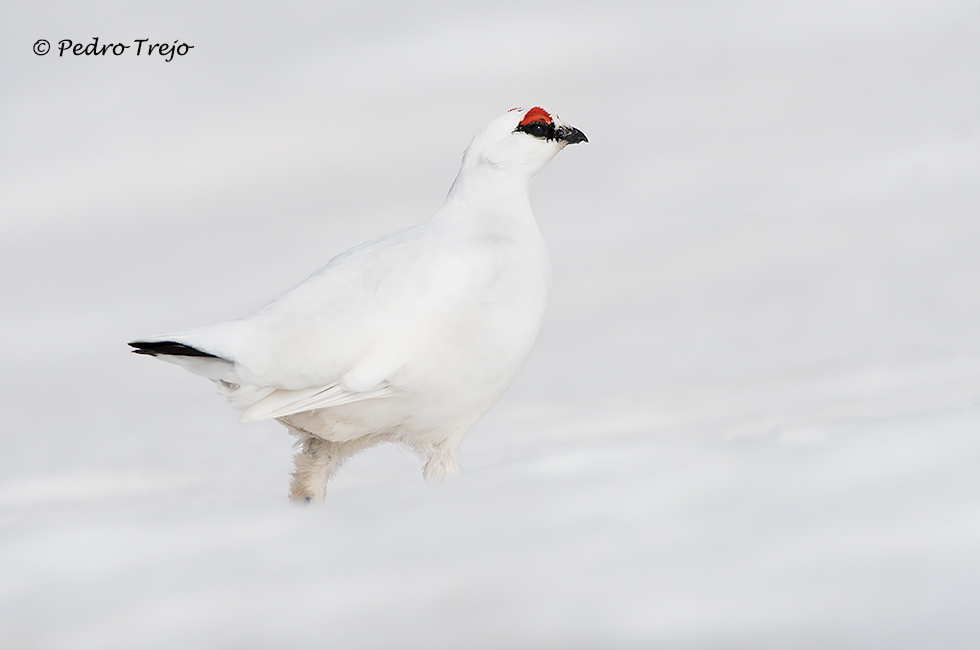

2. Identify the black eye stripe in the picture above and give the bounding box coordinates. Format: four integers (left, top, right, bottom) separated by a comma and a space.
514, 120, 556, 140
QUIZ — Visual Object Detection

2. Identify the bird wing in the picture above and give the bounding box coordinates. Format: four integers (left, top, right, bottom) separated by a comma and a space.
220, 225, 501, 386
239, 381, 399, 422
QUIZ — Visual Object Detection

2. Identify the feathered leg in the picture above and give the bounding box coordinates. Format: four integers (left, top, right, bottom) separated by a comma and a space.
421, 436, 463, 482
288, 434, 381, 503
289, 436, 337, 503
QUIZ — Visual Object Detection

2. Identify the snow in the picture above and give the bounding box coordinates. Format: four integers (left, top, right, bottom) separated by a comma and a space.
2, 1, 980, 647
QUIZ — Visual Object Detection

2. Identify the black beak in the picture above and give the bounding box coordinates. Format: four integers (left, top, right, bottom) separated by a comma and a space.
557, 125, 588, 145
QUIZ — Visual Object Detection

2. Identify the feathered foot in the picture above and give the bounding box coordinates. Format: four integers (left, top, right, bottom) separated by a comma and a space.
289, 436, 337, 503
288, 434, 382, 503
421, 438, 462, 483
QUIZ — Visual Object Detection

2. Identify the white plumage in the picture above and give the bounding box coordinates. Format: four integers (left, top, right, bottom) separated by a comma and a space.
131, 106, 587, 502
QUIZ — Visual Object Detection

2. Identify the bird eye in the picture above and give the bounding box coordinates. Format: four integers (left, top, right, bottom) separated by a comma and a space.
515, 120, 554, 140
527, 122, 548, 138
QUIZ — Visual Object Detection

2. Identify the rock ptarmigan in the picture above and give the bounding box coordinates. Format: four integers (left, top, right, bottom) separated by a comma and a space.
130, 106, 587, 502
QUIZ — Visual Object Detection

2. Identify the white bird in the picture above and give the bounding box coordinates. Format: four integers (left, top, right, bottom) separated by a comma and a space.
130, 106, 587, 502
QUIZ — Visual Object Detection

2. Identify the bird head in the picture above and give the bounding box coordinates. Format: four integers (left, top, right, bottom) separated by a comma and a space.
462, 106, 588, 179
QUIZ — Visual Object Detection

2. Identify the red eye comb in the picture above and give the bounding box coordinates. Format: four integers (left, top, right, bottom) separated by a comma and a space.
519, 107, 552, 126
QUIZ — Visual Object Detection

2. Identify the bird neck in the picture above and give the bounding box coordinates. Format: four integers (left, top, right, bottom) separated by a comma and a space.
439, 158, 537, 228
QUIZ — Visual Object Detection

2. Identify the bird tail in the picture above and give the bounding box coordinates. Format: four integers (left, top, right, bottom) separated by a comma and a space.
128, 341, 223, 358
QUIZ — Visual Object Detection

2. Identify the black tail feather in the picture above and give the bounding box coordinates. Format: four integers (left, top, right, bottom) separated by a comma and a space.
129, 340, 222, 358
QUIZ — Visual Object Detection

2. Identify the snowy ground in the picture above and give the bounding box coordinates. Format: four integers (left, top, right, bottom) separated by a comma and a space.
2, 1, 980, 648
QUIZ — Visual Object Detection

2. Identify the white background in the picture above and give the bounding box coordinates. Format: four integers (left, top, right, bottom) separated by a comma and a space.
2, 1, 979, 648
